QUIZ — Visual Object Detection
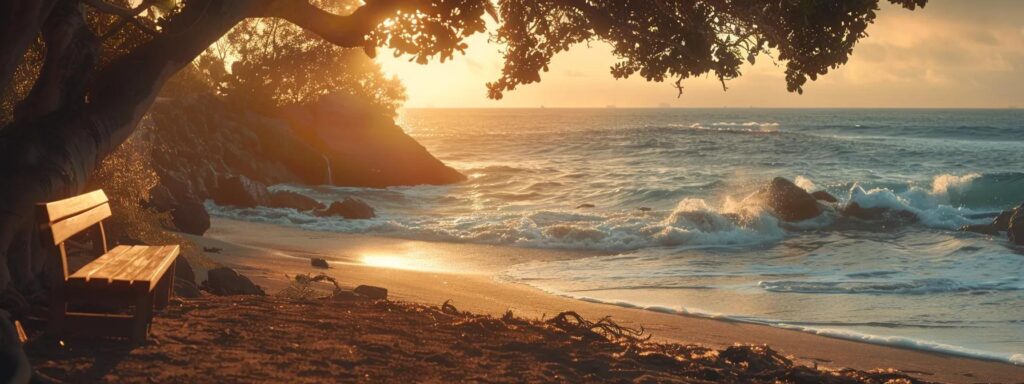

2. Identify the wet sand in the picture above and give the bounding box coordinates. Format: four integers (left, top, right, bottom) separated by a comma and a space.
187, 218, 1024, 384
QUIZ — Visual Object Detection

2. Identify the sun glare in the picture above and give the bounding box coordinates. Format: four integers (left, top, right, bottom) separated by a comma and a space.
359, 252, 441, 272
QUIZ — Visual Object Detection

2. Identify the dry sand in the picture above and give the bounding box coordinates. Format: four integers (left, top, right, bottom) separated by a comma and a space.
187, 218, 1024, 384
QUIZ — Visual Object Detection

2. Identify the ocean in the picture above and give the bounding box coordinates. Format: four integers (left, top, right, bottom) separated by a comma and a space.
209, 108, 1024, 364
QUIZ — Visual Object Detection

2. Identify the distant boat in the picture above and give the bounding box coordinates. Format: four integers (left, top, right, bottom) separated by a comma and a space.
606, 104, 617, 109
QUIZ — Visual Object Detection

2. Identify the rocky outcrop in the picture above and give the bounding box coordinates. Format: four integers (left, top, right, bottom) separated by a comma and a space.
279, 93, 465, 187
270, 190, 325, 212
201, 267, 266, 296
315, 198, 375, 219
147, 94, 328, 192
211, 175, 272, 208
139, 93, 463, 234
745, 177, 822, 222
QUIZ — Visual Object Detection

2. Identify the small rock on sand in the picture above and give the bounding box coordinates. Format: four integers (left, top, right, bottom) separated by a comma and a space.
354, 285, 388, 300
201, 267, 266, 296
311, 258, 329, 269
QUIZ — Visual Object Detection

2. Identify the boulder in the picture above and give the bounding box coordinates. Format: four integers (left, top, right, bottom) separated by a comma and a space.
270, 190, 325, 212
315, 197, 375, 219
201, 267, 266, 296
176, 257, 196, 283
170, 200, 210, 236
145, 183, 210, 236
211, 175, 271, 208
745, 177, 822, 222
1009, 204, 1024, 245
311, 258, 329, 269
354, 285, 388, 300
810, 190, 839, 203
174, 257, 201, 298
841, 202, 919, 224
174, 277, 201, 298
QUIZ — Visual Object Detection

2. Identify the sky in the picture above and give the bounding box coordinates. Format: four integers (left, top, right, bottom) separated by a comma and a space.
377, 0, 1024, 109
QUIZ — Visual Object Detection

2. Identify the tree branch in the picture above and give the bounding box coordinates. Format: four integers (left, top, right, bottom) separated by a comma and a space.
256, 0, 419, 49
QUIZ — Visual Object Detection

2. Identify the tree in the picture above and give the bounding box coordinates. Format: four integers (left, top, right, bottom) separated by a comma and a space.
0, 0, 925, 339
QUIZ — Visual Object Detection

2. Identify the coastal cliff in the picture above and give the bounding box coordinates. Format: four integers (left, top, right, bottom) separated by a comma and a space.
138, 93, 464, 234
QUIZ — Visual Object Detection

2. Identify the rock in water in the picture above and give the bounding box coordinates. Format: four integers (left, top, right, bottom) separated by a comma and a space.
842, 202, 919, 224
810, 190, 839, 203
201, 267, 266, 296
746, 177, 822, 222
993, 207, 1016, 231
1009, 204, 1024, 245
959, 224, 1000, 236
211, 175, 272, 208
576, 204, 596, 209
315, 198, 375, 219
270, 191, 325, 212
354, 285, 388, 300
311, 258, 329, 269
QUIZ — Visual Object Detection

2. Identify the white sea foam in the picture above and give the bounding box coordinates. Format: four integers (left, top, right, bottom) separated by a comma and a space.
758, 277, 1024, 295
773, 324, 1024, 366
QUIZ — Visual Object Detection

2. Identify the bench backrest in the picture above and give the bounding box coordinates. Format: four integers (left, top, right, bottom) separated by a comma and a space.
37, 189, 111, 279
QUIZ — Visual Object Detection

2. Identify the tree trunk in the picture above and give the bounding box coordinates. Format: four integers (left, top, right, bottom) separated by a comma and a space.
0, 0, 254, 306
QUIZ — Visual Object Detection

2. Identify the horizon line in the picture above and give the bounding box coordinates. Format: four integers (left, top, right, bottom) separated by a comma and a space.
400, 106, 1021, 110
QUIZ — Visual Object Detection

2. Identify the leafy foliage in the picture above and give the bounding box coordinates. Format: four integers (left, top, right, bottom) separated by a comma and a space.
485, 0, 928, 99
88, 119, 199, 259
198, 0, 406, 112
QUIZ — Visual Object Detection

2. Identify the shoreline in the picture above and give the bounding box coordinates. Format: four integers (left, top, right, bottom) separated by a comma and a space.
190, 217, 1024, 384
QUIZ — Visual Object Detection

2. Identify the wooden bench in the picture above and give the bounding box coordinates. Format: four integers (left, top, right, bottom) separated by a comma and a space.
38, 189, 180, 342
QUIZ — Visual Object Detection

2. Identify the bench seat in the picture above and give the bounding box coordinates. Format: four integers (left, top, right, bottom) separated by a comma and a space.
67, 245, 180, 292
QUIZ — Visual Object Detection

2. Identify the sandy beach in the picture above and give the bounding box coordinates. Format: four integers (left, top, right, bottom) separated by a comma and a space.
177, 218, 1024, 384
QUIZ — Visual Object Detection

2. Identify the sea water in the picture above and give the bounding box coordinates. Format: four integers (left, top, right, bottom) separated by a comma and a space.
209, 108, 1024, 364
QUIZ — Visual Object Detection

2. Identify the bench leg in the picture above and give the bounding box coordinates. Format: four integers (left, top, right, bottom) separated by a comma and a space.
131, 290, 154, 343
155, 259, 175, 310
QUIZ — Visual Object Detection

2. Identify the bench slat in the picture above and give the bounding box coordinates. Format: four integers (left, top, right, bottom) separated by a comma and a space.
142, 246, 180, 286
49, 203, 111, 245
68, 245, 133, 281
99, 246, 159, 287
68, 245, 149, 286
111, 245, 179, 290
136, 245, 179, 286
42, 189, 108, 223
